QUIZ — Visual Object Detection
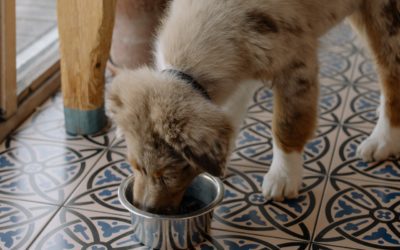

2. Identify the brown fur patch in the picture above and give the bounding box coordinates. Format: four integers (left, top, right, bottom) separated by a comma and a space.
351, 2, 400, 126
396, 55, 400, 64
280, 21, 304, 35
382, 75, 400, 126
272, 74, 318, 153
246, 10, 279, 33
382, 0, 400, 36
109, 93, 123, 107
329, 12, 337, 20
290, 61, 306, 70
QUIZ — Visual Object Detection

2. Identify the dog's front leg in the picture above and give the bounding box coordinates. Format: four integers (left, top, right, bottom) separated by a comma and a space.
262, 54, 319, 201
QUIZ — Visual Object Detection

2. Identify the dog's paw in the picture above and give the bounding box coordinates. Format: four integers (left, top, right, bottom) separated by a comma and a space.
357, 108, 400, 162
261, 149, 303, 202
262, 170, 302, 202
357, 132, 400, 162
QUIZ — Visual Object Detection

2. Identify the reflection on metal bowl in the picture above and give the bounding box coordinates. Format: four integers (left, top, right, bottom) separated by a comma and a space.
118, 173, 224, 250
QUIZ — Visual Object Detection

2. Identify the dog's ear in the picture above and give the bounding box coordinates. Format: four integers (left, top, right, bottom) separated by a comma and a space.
181, 137, 229, 177
169, 112, 234, 177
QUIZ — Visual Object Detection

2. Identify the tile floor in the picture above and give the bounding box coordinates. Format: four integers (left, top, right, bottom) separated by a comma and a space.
1, 23, 400, 249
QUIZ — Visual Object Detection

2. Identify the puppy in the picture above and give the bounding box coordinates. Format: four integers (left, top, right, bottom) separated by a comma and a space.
107, 0, 400, 213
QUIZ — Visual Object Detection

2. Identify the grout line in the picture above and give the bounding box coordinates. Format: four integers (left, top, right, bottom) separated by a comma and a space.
311, 241, 364, 250
26, 143, 112, 247
9, 127, 117, 150
210, 226, 310, 245
60, 204, 131, 219
25, 205, 64, 250
0, 196, 60, 207
330, 172, 400, 187
57, 142, 117, 208
309, 47, 361, 243
10, 135, 116, 149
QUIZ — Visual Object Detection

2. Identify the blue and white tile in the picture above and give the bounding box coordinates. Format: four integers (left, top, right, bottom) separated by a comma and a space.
310, 243, 360, 250
30, 207, 146, 250
318, 49, 356, 87
314, 177, 400, 250
198, 230, 309, 250
211, 165, 326, 241
319, 23, 359, 56
351, 50, 379, 89
65, 149, 132, 216
231, 119, 339, 176
318, 82, 349, 125
0, 137, 104, 204
0, 199, 57, 250
330, 126, 400, 185
341, 85, 379, 128
246, 81, 349, 125
229, 115, 272, 168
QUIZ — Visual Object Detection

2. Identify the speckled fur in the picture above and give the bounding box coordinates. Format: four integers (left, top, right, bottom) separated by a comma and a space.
107, 0, 400, 211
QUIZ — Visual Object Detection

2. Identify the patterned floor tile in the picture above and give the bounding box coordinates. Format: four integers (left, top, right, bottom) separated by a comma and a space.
231, 120, 339, 176
66, 149, 132, 216
318, 49, 357, 87
318, 81, 349, 125
29, 206, 311, 250
351, 51, 379, 90
198, 229, 309, 249
313, 177, 400, 250
341, 49, 381, 129
341, 85, 379, 128
211, 165, 326, 242
0, 137, 104, 205
30, 207, 146, 250
319, 23, 358, 57
229, 115, 272, 168
0, 199, 57, 250
310, 242, 362, 250
330, 126, 400, 185
246, 80, 350, 126
13, 94, 117, 148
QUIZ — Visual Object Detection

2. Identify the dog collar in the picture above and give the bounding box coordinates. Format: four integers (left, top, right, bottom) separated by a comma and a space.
162, 69, 211, 100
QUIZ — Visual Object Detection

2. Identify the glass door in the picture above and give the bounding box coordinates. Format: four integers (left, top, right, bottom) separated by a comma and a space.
0, 0, 60, 142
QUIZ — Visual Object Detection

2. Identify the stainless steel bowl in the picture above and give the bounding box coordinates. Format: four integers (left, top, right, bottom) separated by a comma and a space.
118, 173, 224, 250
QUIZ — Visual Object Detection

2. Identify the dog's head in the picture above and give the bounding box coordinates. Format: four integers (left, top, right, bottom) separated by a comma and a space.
106, 67, 233, 214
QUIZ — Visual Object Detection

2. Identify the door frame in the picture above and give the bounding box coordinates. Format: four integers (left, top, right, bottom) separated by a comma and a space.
0, 0, 17, 120
0, 0, 60, 142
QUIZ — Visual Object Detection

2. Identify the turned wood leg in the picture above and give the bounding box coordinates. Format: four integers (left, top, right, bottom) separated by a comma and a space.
57, 0, 116, 135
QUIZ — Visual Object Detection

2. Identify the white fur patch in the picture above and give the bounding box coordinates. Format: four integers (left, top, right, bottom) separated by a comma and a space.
262, 142, 303, 201
222, 80, 261, 142
155, 41, 171, 71
357, 99, 400, 161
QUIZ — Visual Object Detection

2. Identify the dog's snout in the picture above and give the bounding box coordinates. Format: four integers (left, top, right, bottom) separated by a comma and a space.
132, 190, 179, 214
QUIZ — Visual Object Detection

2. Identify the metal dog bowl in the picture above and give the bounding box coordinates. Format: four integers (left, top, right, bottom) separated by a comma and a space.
118, 173, 224, 249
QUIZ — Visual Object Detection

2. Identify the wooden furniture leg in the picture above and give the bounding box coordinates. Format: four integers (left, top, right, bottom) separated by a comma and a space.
57, 0, 116, 135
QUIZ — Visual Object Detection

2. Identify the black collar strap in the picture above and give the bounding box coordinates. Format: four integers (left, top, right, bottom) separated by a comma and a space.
162, 69, 211, 100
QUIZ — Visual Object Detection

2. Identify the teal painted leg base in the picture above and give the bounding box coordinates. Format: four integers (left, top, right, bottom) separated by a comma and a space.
64, 107, 107, 135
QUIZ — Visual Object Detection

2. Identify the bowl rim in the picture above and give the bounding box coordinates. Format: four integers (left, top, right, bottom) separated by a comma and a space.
118, 173, 224, 220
